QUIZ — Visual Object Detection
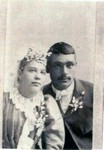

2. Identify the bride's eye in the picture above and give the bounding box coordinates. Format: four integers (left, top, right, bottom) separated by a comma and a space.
41, 70, 46, 75
28, 68, 37, 72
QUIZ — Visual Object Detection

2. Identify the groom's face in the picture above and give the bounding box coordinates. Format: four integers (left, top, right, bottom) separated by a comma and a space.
49, 53, 76, 90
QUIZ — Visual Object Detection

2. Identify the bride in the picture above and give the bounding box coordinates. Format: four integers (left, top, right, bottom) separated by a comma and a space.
3, 48, 65, 149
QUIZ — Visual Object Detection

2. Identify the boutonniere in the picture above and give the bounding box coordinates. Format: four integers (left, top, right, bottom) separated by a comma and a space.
69, 91, 85, 113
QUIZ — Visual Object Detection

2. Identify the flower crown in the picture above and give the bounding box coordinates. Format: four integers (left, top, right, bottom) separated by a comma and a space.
24, 48, 46, 65
19, 48, 46, 72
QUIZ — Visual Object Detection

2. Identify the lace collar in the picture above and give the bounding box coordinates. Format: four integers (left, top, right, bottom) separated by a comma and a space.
10, 87, 44, 120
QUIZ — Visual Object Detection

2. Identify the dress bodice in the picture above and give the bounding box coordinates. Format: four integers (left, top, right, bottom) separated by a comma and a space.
3, 88, 44, 148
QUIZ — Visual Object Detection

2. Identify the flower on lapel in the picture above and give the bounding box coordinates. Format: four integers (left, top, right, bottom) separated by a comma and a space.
69, 91, 85, 113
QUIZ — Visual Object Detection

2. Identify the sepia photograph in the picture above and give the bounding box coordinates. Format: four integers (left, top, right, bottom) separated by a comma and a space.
0, 0, 104, 149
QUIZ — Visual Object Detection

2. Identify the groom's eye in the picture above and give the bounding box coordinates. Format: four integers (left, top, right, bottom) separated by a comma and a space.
66, 62, 74, 68
53, 62, 62, 68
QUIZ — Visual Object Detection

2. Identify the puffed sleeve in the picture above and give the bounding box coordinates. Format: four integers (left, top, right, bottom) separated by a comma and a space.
2, 92, 26, 148
3, 92, 19, 148
42, 94, 65, 150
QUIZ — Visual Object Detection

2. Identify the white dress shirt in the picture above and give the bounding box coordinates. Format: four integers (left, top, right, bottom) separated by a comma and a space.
52, 81, 74, 113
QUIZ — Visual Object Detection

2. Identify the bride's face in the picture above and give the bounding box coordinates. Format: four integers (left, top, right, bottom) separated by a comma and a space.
19, 60, 46, 94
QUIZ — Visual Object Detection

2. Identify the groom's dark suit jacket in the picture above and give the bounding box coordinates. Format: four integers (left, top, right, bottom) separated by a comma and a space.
43, 79, 93, 149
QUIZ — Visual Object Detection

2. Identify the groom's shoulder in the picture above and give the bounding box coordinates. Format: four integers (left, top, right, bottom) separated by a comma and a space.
77, 79, 93, 97
78, 79, 93, 89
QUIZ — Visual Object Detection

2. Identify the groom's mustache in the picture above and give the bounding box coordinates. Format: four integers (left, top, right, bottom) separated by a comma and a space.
57, 76, 71, 81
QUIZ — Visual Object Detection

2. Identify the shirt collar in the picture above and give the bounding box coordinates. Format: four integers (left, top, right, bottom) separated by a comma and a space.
52, 81, 74, 100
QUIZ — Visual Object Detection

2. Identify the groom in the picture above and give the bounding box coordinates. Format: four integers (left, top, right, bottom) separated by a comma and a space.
43, 42, 93, 149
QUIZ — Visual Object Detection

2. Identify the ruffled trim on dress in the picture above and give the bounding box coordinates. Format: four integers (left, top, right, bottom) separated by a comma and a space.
10, 87, 44, 120
9, 87, 45, 148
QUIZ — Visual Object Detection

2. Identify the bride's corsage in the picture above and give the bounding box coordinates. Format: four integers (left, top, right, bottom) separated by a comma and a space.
17, 101, 48, 149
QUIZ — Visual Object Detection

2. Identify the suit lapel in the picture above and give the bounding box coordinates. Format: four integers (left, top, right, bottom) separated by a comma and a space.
45, 80, 92, 134
64, 79, 92, 134
73, 79, 85, 98
63, 79, 85, 116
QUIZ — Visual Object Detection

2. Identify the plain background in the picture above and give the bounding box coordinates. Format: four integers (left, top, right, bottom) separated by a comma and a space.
4, 0, 96, 91
1, 0, 104, 149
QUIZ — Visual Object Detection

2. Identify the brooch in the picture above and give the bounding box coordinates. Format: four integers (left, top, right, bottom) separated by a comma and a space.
69, 91, 85, 113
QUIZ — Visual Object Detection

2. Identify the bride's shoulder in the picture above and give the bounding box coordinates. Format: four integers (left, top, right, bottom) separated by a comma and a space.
44, 94, 55, 101
3, 88, 18, 107
43, 94, 62, 121
3, 91, 11, 103
44, 94, 58, 108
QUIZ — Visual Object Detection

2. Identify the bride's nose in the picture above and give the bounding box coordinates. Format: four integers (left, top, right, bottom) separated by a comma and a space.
34, 72, 41, 80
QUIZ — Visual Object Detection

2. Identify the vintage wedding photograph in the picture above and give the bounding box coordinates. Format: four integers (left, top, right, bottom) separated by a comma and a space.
1, 0, 104, 149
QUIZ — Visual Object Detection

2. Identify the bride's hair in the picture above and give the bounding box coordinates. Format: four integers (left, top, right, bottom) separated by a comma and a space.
19, 48, 46, 72
17, 48, 46, 84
